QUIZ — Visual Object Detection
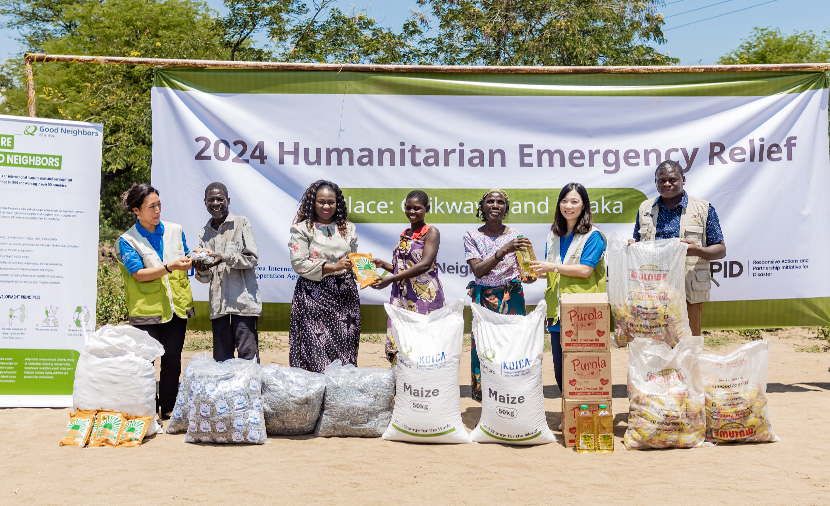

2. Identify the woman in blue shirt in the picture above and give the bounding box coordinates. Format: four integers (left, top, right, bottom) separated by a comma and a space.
116, 183, 194, 419
530, 183, 606, 393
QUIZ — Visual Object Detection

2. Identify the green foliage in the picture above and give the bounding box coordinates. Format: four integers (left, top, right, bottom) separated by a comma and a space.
96, 262, 128, 326
718, 27, 830, 154
0, 0, 231, 235
737, 328, 763, 341
816, 326, 830, 343
217, 0, 307, 61
283, 6, 422, 64
413, 0, 677, 66
718, 27, 830, 65
0, 0, 681, 231
183, 331, 213, 351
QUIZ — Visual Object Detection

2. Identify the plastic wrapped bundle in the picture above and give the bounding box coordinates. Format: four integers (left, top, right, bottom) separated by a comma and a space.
166, 353, 212, 434
183, 358, 266, 444
700, 341, 780, 444
315, 360, 394, 438
607, 235, 691, 347
625, 337, 706, 449
261, 364, 326, 436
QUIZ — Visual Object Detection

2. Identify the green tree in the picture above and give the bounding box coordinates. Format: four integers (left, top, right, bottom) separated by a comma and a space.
0, 0, 230, 236
718, 27, 830, 65
283, 5, 422, 64
217, 0, 307, 61
718, 27, 830, 153
413, 0, 676, 66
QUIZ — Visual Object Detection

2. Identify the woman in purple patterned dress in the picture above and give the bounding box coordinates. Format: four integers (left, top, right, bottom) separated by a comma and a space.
372, 190, 445, 363
288, 180, 360, 373
464, 189, 536, 401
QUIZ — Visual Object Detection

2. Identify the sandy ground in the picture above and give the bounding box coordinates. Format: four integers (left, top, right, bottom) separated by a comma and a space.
1, 331, 828, 505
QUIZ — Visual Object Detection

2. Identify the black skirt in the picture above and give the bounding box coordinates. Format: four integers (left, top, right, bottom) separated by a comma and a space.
289, 273, 361, 373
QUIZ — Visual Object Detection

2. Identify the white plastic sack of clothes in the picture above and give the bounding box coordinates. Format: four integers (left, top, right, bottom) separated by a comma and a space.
470, 300, 556, 445
183, 358, 266, 444
260, 364, 326, 436
166, 352, 212, 434
699, 340, 780, 444
382, 299, 471, 444
315, 360, 395, 438
607, 235, 691, 348
625, 336, 706, 449
72, 325, 164, 435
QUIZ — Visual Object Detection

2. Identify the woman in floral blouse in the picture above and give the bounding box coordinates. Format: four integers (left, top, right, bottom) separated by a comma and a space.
463, 189, 536, 401
288, 180, 360, 372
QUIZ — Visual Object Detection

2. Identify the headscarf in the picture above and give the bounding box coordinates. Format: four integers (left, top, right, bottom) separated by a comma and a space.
476, 188, 510, 221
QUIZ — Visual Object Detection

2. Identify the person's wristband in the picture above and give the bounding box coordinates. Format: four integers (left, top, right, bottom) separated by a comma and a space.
164, 263, 172, 273
495, 250, 502, 262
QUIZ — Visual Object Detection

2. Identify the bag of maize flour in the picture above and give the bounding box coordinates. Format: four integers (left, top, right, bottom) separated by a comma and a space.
88, 410, 127, 447
349, 253, 382, 288
607, 235, 691, 348
625, 337, 706, 449
470, 301, 556, 445
382, 299, 471, 444
699, 340, 780, 444
59, 410, 96, 447
117, 415, 154, 447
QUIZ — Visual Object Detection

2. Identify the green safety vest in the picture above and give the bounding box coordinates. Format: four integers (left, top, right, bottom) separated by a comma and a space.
543, 226, 607, 324
116, 221, 194, 325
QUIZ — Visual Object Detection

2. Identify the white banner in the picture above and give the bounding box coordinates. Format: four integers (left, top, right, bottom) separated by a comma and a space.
151, 70, 830, 328
0, 114, 102, 406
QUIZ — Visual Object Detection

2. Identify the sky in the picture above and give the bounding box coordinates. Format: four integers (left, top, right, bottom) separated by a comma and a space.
1, 0, 828, 65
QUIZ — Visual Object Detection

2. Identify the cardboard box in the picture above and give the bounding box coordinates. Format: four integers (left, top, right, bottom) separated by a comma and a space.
561, 398, 613, 447
562, 351, 612, 399
560, 292, 611, 351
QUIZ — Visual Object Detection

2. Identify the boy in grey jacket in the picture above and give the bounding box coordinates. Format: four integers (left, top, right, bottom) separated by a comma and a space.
193, 182, 262, 361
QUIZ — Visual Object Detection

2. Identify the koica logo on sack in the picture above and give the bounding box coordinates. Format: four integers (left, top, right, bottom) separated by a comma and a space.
562, 352, 612, 398
417, 351, 447, 371
560, 293, 610, 351
501, 357, 533, 377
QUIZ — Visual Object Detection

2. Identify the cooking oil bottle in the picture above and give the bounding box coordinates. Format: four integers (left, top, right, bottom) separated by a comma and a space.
515, 235, 537, 280
596, 404, 614, 453
576, 404, 596, 453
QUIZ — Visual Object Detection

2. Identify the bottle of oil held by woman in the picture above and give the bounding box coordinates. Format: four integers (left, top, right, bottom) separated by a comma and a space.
515, 235, 537, 280
576, 404, 596, 453
596, 404, 614, 453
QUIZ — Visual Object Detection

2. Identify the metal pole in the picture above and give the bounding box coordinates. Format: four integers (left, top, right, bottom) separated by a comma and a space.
23, 53, 830, 74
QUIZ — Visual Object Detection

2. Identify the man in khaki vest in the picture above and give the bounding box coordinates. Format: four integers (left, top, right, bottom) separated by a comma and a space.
632, 160, 726, 335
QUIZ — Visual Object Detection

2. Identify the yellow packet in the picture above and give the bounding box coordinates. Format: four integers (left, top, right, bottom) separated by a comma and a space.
349, 253, 381, 289
88, 410, 126, 447
58, 410, 96, 447
117, 415, 153, 447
